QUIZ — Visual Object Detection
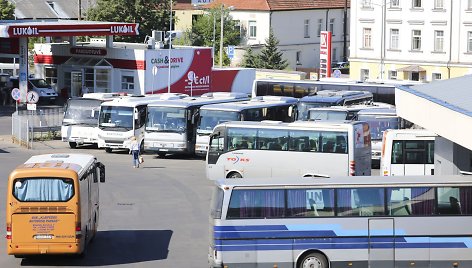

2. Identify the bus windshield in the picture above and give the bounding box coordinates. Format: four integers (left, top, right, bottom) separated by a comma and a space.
63, 99, 102, 126
146, 106, 187, 133
99, 106, 134, 131
13, 177, 74, 202
298, 102, 332, 120
357, 114, 400, 140
197, 110, 240, 134
309, 110, 349, 121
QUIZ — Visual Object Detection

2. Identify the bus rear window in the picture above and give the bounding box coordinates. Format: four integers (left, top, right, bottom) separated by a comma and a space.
210, 187, 224, 219
13, 178, 74, 202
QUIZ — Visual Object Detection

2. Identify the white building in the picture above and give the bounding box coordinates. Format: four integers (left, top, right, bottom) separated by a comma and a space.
350, 0, 472, 82
175, 0, 350, 70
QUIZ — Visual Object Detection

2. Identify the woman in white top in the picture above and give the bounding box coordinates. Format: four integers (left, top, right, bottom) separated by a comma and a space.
129, 136, 140, 168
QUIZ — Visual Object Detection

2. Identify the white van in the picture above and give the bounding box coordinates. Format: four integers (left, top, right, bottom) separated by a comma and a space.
380, 129, 437, 176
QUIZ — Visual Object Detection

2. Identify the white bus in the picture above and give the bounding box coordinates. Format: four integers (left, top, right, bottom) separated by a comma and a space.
97, 93, 187, 153
206, 120, 371, 180
195, 96, 299, 156
209, 175, 472, 268
307, 102, 395, 121
61, 93, 123, 149
144, 92, 249, 157
380, 129, 437, 176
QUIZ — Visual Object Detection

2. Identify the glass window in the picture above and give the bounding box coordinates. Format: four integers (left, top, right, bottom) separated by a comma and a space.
389, 70, 398, 79
317, 19, 323, 36
391, 140, 404, 164
296, 51, 302, 65
362, 0, 372, 8
13, 178, 74, 202
289, 130, 320, 152
329, 18, 335, 35
390, 29, 399, 49
436, 187, 472, 215
337, 188, 385, 216
287, 188, 334, 217
434, 0, 444, 9
257, 129, 288, 151
412, 30, 421, 50
304, 19, 310, 38
209, 134, 224, 153
468, 32, 472, 52
227, 189, 285, 219
404, 140, 425, 164
390, 0, 400, 8
434, 30, 444, 52
387, 187, 434, 216
121, 73, 134, 94
228, 127, 257, 150
363, 28, 372, 48
249, 21, 257, 38
45, 67, 57, 86
413, 0, 421, 8
210, 187, 224, 219
432, 73, 442, 81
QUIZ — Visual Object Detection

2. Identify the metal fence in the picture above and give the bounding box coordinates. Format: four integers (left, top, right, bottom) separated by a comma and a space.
11, 107, 64, 149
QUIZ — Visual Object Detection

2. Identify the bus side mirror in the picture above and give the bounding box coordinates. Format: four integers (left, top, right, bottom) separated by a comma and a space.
91, 109, 96, 118
97, 162, 106, 183
134, 108, 139, 120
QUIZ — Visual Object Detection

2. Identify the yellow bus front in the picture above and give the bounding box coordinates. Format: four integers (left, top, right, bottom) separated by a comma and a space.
6, 168, 83, 256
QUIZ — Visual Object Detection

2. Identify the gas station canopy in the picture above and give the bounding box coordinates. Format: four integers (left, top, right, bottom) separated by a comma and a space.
0, 20, 139, 38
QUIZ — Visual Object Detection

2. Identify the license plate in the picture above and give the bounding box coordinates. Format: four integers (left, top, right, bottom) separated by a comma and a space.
34, 234, 53, 239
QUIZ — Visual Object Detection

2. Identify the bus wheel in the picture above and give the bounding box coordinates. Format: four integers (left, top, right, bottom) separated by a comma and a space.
157, 152, 166, 158
105, 148, 112, 153
140, 141, 145, 154
227, 172, 242, 179
299, 252, 328, 268
69, 142, 77, 149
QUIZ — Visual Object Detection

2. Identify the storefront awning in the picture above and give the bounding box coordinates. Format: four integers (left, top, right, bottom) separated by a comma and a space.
397, 65, 426, 72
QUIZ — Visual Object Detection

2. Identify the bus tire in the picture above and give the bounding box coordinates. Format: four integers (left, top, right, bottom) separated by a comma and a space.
157, 152, 166, 158
140, 141, 145, 154
227, 172, 242, 179
69, 142, 77, 149
105, 148, 112, 153
298, 252, 328, 268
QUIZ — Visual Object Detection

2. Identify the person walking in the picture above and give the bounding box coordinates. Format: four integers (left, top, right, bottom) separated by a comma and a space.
129, 136, 140, 168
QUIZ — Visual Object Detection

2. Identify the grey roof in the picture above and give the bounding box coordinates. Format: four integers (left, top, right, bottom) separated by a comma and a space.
403, 75, 472, 118
8, 0, 97, 20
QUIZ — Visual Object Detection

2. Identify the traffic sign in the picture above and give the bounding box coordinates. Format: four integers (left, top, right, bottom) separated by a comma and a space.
11, 88, 21, 101
333, 69, 342, 78
226, 46, 235, 59
26, 91, 39, 104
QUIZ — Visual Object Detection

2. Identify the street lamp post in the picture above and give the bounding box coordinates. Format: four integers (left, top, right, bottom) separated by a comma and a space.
167, 0, 173, 93
218, 5, 234, 67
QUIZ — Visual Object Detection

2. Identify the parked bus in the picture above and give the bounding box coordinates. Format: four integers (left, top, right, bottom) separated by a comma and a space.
97, 93, 187, 153
380, 129, 437, 176
307, 102, 394, 121
6, 153, 105, 257
195, 96, 299, 156
144, 92, 249, 157
61, 93, 123, 149
206, 120, 371, 180
209, 175, 472, 268
297, 90, 373, 120
252, 78, 420, 105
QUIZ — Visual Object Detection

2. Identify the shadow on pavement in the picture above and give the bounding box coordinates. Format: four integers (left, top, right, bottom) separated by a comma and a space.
20, 229, 173, 266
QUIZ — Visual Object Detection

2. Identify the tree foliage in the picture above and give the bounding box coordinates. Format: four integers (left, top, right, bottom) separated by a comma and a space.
0, 0, 15, 20
258, 29, 288, 70
190, 7, 240, 66
241, 29, 288, 70
86, 0, 172, 43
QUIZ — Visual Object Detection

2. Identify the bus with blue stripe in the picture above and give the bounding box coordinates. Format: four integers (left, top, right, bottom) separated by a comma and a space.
209, 175, 472, 268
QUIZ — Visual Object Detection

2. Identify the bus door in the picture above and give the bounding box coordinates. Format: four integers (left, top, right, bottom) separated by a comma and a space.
368, 218, 394, 268
391, 140, 433, 176
207, 129, 225, 179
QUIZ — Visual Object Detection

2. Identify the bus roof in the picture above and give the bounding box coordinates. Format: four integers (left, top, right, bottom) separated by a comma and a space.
357, 107, 397, 116
216, 119, 362, 130
215, 175, 472, 188
101, 93, 187, 107
200, 96, 298, 112
384, 128, 437, 138
300, 90, 373, 103
146, 92, 249, 108
14, 153, 96, 177
82, 92, 124, 100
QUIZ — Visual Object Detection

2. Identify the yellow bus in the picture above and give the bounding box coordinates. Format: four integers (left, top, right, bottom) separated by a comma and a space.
6, 153, 105, 257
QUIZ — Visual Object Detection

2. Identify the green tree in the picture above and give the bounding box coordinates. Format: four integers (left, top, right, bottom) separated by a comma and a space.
241, 47, 260, 68
86, 0, 173, 43
258, 29, 288, 70
190, 7, 240, 66
0, 0, 15, 20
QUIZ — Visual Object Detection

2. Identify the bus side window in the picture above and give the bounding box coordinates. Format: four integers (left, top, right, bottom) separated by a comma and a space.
391, 141, 403, 164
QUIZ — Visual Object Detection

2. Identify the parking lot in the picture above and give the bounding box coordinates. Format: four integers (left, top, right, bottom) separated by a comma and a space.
0, 107, 213, 267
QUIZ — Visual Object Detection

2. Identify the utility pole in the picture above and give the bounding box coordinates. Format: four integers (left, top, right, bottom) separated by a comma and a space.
343, 0, 347, 62
219, 4, 224, 67
78, 0, 82, 21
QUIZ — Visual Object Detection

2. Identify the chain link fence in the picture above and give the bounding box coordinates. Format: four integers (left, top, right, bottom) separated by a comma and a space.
11, 107, 64, 149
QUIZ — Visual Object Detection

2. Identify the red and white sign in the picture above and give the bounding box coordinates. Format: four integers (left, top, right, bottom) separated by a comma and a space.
319, 31, 332, 78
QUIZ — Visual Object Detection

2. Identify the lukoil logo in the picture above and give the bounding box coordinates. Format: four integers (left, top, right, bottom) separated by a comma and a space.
13, 27, 39, 36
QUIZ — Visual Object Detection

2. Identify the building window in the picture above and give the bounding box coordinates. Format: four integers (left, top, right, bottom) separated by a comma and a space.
468, 32, 472, 52
234, 20, 241, 39
362, 0, 372, 8
332, 48, 337, 63
361, 69, 370, 81
296, 51, 302, 65
45, 67, 57, 89
329, 18, 335, 35
412, 0, 421, 8
363, 28, 372, 48
411, 30, 421, 50
390, 0, 400, 8
434, 0, 444, 9
317, 19, 323, 36
432, 73, 442, 81
249, 21, 257, 38
434, 30, 444, 52
304, 19, 310, 38
388, 70, 398, 80
121, 72, 134, 94
469, 0, 472, 9
390, 29, 399, 49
